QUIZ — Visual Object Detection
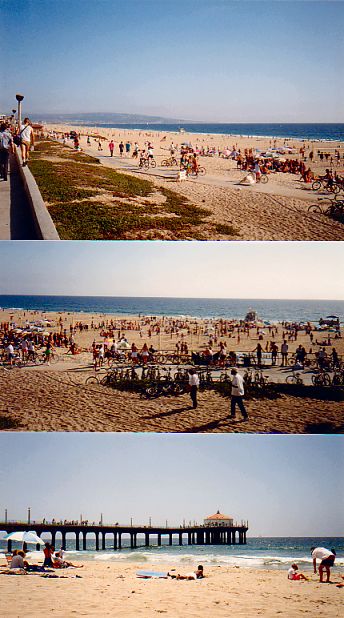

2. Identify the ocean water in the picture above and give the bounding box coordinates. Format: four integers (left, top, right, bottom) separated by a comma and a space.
0, 296, 343, 324
1, 537, 343, 571
85, 123, 344, 143
35, 116, 344, 142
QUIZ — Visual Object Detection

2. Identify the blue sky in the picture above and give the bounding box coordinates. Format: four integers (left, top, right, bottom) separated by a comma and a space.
0, 241, 343, 300
0, 434, 342, 536
1, 0, 343, 121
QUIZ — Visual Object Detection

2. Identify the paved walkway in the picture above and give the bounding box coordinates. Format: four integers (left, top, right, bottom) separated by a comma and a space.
0, 154, 38, 239
90, 151, 321, 203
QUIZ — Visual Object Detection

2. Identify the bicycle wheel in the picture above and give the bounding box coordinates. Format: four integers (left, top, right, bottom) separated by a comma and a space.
85, 376, 99, 385
307, 204, 323, 214
198, 167, 206, 176
50, 353, 59, 365
150, 160, 156, 168
260, 174, 268, 184
312, 180, 322, 191
311, 375, 319, 386
171, 382, 184, 395
145, 385, 159, 398
171, 158, 177, 166
161, 160, 168, 167
285, 375, 296, 385
322, 373, 331, 386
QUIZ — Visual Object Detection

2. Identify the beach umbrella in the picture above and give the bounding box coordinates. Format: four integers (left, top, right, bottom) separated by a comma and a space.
326, 315, 338, 319
4, 531, 44, 545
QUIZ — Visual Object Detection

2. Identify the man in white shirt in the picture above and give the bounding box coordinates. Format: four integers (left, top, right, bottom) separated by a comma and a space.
188, 369, 200, 409
19, 117, 34, 166
6, 343, 15, 366
281, 340, 288, 367
311, 546, 336, 583
230, 368, 248, 420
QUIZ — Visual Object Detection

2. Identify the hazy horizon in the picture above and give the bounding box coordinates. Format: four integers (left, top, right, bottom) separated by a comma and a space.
0, 242, 343, 300
1, 0, 343, 122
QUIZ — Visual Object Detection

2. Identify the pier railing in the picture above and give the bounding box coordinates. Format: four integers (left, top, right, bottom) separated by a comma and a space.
0, 520, 249, 551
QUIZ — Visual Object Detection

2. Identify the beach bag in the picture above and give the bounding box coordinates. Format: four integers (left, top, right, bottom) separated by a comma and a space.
13, 125, 28, 146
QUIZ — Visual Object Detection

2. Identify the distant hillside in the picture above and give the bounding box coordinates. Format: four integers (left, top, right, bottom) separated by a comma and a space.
30, 112, 186, 125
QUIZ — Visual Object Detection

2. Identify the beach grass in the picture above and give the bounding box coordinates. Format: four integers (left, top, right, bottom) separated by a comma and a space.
28, 140, 219, 239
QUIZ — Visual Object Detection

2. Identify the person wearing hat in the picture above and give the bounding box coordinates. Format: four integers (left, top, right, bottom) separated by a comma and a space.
230, 368, 248, 421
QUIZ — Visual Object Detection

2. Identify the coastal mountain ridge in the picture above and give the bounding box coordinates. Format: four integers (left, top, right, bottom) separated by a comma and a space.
30, 112, 189, 125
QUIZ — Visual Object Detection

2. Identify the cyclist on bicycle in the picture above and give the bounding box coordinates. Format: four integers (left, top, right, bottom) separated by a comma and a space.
254, 161, 261, 182
139, 150, 147, 166
324, 169, 334, 189
191, 153, 199, 176
28, 340, 35, 361
43, 341, 52, 364
147, 143, 154, 160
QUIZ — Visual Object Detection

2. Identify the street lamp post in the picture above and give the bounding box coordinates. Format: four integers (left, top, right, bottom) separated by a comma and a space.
15, 94, 24, 129
28, 507, 31, 525
5, 509, 7, 524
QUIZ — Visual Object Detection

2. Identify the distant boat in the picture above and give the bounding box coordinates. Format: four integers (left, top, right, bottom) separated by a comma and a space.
179, 127, 185, 133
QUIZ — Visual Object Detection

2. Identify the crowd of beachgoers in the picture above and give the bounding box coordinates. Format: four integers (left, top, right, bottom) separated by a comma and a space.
0, 310, 342, 371
38, 123, 344, 241
48, 125, 344, 186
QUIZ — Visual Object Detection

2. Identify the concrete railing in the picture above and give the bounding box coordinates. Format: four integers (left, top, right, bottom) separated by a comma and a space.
15, 146, 60, 240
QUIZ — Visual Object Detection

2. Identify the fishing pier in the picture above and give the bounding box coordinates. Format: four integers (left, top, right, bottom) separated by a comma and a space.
0, 520, 248, 552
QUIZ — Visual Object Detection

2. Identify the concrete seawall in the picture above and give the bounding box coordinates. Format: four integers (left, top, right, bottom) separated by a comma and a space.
15, 146, 60, 240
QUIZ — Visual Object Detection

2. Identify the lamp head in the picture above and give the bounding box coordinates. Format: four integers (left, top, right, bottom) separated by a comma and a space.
15, 94, 24, 102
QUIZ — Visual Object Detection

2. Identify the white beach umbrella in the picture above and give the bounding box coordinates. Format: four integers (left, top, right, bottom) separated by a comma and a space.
4, 531, 45, 545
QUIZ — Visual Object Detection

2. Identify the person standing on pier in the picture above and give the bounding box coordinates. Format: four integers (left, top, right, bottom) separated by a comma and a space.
230, 369, 248, 421
188, 369, 199, 409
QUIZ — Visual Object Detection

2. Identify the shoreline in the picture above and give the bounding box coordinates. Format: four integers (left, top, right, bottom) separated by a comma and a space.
36, 120, 344, 143
1, 304, 343, 324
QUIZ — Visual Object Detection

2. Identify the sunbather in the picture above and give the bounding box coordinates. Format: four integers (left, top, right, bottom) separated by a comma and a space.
169, 565, 204, 580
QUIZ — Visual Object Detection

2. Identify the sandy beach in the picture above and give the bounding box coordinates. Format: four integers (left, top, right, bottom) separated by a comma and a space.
0, 561, 342, 618
41, 123, 344, 241
1, 308, 343, 433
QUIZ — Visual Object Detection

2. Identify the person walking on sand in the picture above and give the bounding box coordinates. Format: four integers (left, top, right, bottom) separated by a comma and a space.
281, 340, 288, 366
230, 368, 248, 421
119, 141, 124, 157
109, 140, 114, 157
188, 368, 199, 409
19, 117, 34, 167
311, 547, 336, 583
